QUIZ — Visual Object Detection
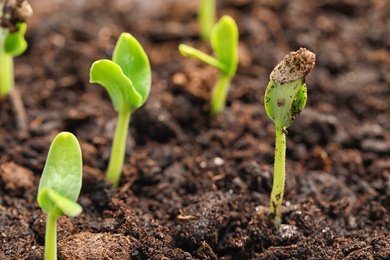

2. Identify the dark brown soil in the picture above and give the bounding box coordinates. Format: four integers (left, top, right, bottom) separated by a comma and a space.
1, 0, 389, 259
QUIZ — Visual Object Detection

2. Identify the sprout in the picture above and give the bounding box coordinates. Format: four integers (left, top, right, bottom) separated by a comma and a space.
198, 0, 215, 41
90, 32, 151, 187
37, 132, 83, 260
264, 48, 316, 226
179, 15, 238, 115
0, 0, 32, 96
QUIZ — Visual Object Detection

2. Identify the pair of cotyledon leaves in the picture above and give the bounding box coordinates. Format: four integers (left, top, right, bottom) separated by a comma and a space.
179, 15, 238, 78
265, 48, 316, 129
265, 79, 307, 130
38, 132, 82, 218
90, 33, 151, 113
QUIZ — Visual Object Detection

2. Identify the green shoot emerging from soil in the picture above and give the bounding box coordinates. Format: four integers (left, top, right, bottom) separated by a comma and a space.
198, 0, 215, 41
37, 132, 83, 260
179, 15, 238, 115
0, 0, 32, 96
264, 48, 316, 226
90, 32, 151, 187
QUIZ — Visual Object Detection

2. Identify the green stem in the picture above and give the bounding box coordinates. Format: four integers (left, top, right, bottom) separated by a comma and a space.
45, 213, 58, 260
269, 126, 286, 226
0, 28, 14, 96
106, 110, 131, 187
199, 0, 216, 41
210, 74, 231, 115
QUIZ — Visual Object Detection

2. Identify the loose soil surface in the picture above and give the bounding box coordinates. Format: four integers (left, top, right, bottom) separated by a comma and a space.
1, 0, 389, 259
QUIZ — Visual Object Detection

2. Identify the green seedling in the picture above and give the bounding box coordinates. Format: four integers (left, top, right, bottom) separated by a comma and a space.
198, 0, 215, 41
179, 15, 238, 115
90, 32, 151, 187
0, 0, 32, 96
37, 132, 83, 260
264, 48, 316, 226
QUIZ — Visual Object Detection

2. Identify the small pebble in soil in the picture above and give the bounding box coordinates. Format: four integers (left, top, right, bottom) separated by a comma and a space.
361, 139, 390, 153
213, 157, 224, 166
101, 218, 120, 231
276, 224, 300, 245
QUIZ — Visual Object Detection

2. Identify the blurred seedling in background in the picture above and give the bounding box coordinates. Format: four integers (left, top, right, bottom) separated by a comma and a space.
198, 0, 215, 41
37, 132, 83, 260
264, 48, 316, 226
0, 0, 32, 137
179, 15, 238, 115
90, 32, 151, 187
0, 0, 31, 96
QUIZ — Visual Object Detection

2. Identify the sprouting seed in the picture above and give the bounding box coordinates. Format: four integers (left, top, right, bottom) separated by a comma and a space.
90, 32, 151, 187
0, 0, 32, 96
37, 132, 83, 260
179, 15, 238, 115
264, 48, 316, 226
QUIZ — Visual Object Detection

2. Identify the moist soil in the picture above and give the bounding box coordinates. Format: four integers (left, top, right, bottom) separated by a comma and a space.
1, 0, 389, 259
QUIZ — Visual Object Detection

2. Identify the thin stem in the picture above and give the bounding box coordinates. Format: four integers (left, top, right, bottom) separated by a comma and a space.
106, 110, 131, 187
9, 87, 28, 138
199, 0, 216, 41
0, 28, 14, 96
210, 74, 231, 115
269, 127, 286, 226
45, 213, 58, 260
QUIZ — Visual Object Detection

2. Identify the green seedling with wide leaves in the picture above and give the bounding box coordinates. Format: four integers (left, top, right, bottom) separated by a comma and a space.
198, 0, 215, 41
264, 48, 316, 226
90, 32, 151, 187
37, 132, 83, 260
179, 15, 238, 115
0, 0, 31, 96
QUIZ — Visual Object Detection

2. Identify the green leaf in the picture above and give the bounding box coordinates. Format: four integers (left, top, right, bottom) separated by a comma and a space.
4, 22, 28, 57
178, 44, 227, 72
211, 15, 238, 77
37, 132, 83, 216
90, 59, 142, 112
39, 188, 82, 217
112, 33, 151, 105
264, 79, 305, 129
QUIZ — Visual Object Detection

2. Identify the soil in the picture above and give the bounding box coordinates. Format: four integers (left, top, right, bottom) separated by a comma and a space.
0, 0, 389, 259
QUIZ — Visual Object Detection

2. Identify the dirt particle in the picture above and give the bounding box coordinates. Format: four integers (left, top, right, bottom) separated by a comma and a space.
58, 232, 140, 259
172, 72, 188, 86
0, 162, 34, 197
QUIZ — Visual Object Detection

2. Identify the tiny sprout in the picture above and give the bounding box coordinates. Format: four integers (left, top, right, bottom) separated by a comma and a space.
264, 48, 316, 226
0, 0, 32, 96
90, 32, 151, 187
37, 132, 83, 260
198, 0, 216, 41
179, 15, 238, 115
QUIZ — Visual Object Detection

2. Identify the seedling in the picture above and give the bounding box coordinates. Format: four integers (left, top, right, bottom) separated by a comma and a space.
0, 0, 32, 96
37, 132, 83, 260
198, 0, 215, 41
90, 33, 151, 187
179, 15, 238, 115
264, 48, 316, 226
